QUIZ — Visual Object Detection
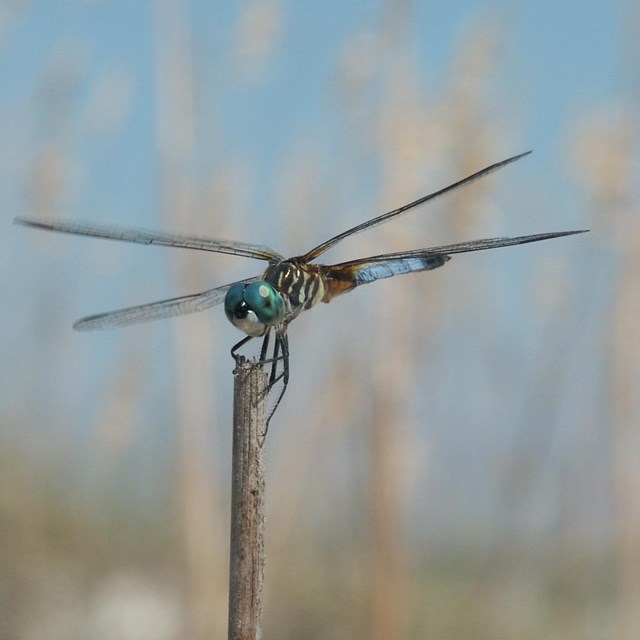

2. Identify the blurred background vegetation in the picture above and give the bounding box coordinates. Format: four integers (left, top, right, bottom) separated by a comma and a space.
2, 1, 638, 639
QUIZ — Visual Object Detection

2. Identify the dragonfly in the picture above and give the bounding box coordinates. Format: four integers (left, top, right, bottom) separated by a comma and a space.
15, 151, 587, 425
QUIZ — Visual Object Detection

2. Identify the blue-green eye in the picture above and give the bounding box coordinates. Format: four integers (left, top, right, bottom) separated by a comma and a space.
224, 281, 285, 337
224, 283, 246, 318
243, 282, 284, 324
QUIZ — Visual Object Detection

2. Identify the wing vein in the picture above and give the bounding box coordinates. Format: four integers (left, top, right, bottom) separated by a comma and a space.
73, 278, 259, 331
15, 218, 282, 261
301, 151, 532, 261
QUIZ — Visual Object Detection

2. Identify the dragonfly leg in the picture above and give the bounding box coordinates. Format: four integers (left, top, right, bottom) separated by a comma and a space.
231, 330, 273, 365
259, 330, 271, 362
257, 332, 287, 389
277, 332, 289, 387
264, 331, 289, 432
269, 334, 281, 386
230, 329, 288, 435
231, 335, 253, 364
282, 333, 289, 385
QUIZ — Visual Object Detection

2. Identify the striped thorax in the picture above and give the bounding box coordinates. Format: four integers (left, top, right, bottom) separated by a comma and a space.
262, 259, 327, 319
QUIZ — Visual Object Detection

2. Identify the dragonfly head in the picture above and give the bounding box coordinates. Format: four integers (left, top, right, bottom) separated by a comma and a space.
224, 281, 285, 336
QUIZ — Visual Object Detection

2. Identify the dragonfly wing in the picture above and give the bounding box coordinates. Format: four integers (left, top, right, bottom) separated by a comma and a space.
363, 229, 589, 260
15, 217, 283, 261
73, 277, 259, 331
322, 229, 588, 300
301, 151, 531, 261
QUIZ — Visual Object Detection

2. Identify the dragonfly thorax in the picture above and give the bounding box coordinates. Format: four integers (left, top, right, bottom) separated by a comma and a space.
262, 259, 327, 317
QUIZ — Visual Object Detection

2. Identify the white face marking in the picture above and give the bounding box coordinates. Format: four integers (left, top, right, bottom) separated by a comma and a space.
235, 310, 266, 337
258, 284, 270, 298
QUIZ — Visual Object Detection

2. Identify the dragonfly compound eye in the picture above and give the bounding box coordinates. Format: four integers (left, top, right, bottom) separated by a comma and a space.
224, 281, 284, 337
233, 300, 249, 319
243, 282, 285, 326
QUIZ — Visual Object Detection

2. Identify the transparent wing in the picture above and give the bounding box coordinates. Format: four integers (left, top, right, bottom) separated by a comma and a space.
323, 229, 587, 298
338, 230, 589, 264
301, 151, 531, 262
73, 277, 259, 331
15, 218, 283, 261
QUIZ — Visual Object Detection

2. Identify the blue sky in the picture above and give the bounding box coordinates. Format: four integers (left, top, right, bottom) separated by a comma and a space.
2, 0, 621, 231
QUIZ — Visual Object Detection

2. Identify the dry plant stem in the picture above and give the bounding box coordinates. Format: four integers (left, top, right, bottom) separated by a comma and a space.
228, 359, 268, 640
